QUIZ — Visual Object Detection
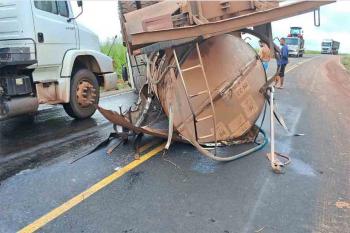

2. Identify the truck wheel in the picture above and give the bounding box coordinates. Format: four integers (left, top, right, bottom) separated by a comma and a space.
63, 69, 100, 119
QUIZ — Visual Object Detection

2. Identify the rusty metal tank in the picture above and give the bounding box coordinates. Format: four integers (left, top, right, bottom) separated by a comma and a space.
148, 34, 266, 144
98, 0, 333, 162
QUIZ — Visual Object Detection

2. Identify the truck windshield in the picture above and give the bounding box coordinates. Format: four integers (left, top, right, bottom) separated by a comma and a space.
290, 28, 301, 35
322, 42, 332, 47
285, 38, 298, 45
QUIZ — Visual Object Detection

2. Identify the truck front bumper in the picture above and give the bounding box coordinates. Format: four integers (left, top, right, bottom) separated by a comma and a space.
103, 72, 118, 91
288, 50, 299, 56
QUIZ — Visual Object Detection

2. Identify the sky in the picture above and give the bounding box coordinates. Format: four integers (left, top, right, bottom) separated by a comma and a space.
74, 0, 350, 53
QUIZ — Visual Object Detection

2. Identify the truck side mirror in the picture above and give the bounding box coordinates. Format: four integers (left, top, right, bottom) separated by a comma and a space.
68, 1, 84, 22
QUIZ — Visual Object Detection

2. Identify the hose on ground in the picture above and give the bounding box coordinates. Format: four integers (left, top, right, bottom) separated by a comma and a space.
191, 127, 268, 162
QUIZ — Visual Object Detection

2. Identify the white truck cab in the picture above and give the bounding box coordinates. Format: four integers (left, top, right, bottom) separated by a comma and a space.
321, 39, 340, 55
285, 37, 304, 57
0, 0, 117, 120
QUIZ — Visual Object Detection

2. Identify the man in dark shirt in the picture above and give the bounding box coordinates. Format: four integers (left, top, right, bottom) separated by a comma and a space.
275, 38, 289, 89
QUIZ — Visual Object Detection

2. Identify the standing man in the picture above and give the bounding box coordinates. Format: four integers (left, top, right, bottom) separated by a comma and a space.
258, 40, 271, 72
275, 38, 289, 89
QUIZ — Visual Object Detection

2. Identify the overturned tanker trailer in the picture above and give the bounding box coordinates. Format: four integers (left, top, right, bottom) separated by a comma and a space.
99, 0, 333, 171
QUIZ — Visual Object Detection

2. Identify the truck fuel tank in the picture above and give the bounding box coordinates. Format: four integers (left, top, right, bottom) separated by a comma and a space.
0, 96, 38, 120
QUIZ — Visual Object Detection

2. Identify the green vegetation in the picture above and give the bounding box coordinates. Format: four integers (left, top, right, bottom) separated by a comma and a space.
100, 39, 129, 90
341, 55, 350, 71
100, 40, 127, 76
305, 50, 321, 55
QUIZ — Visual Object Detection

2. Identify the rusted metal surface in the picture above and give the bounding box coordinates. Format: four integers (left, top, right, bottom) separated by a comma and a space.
149, 34, 265, 144
99, 33, 266, 160
35, 82, 58, 104
254, 0, 279, 11
98, 106, 183, 142
35, 79, 71, 104
124, 1, 181, 35
99, 0, 335, 161
128, 1, 333, 48
76, 80, 96, 107
195, 1, 255, 21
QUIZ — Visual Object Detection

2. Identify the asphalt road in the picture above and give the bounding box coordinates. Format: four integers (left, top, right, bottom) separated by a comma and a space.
0, 55, 349, 233
0, 90, 137, 180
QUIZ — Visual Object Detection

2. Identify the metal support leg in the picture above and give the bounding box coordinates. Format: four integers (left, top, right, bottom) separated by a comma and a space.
270, 87, 276, 165
165, 104, 174, 150
269, 87, 282, 173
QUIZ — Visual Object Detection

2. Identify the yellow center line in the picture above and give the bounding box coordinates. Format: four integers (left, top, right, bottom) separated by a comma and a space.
19, 142, 166, 233
138, 139, 162, 152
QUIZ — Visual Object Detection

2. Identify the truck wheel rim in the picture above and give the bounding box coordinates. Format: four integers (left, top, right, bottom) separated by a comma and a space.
76, 80, 97, 108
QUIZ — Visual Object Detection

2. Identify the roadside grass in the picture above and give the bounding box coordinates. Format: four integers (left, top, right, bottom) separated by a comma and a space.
305, 50, 321, 55
100, 40, 129, 89
100, 41, 126, 76
341, 55, 350, 71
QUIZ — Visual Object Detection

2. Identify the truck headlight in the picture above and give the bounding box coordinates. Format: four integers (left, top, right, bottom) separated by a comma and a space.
0, 47, 31, 62
0, 49, 11, 62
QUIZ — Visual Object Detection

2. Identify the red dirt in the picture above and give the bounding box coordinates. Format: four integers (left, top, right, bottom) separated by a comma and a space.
325, 56, 350, 98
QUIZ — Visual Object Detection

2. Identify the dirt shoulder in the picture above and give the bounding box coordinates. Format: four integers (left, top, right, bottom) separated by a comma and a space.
325, 56, 350, 98
341, 55, 350, 71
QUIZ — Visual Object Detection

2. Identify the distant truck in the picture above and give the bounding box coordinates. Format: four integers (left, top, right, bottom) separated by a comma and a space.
321, 39, 340, 55
285, 37, 304, 57
286, 26, 304, 57
0, 0, 117, 120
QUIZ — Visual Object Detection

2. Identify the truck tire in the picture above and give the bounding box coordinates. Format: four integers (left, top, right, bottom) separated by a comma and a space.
63, 69, 100, 119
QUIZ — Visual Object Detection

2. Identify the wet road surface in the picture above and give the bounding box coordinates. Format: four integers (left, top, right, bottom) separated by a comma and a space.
0, 90, 137, 156
0, 55, 349, 233
0, 90, 137, 180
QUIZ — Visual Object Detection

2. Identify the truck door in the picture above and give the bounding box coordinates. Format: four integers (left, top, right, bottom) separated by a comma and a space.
31, 1, 77, 68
